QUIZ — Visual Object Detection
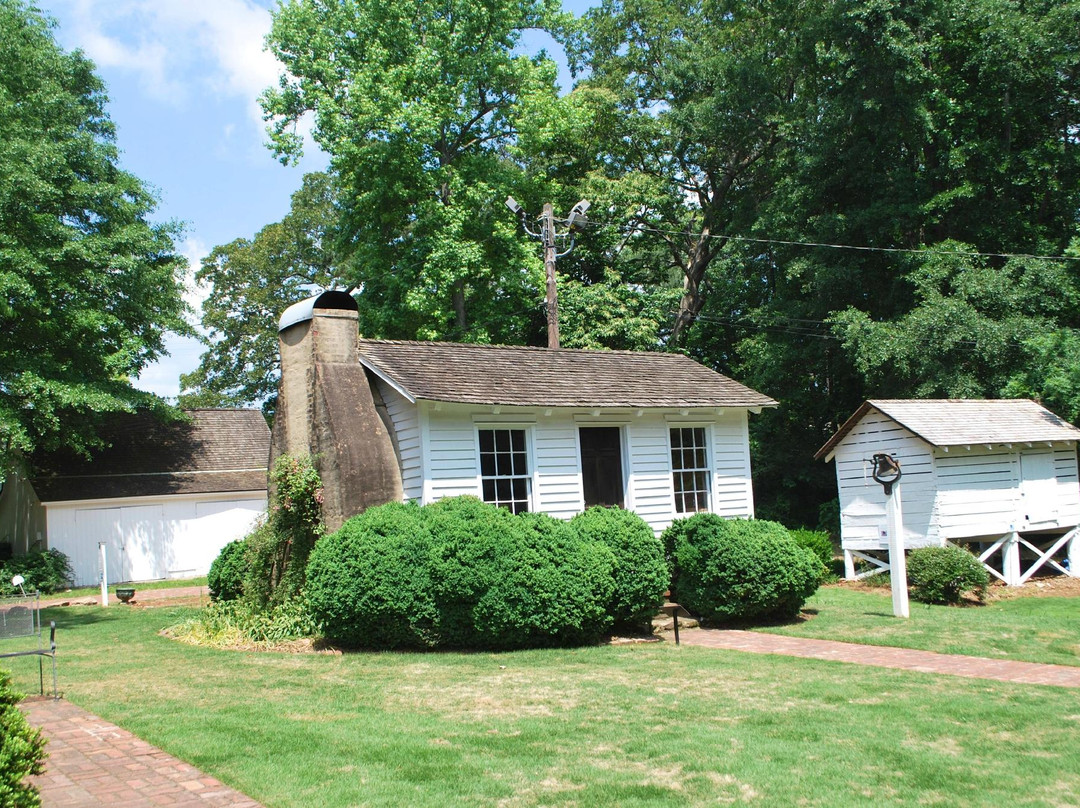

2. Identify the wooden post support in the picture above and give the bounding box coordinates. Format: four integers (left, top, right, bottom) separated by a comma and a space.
886, 487, 909, 618
1003, 533, 1022, 586
843, 548, 856, 581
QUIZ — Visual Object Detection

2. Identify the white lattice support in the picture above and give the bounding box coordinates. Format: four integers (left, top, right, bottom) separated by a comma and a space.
1016, 532, 1075, 585
846, 550, 890, 580
973, 534, 1011, 584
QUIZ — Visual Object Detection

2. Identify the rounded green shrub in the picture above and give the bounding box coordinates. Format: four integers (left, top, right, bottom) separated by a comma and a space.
207, 539, 248, 602
0, 668, 46, 807
306, 501, 439, 649
570, 506, 668, 630
789, 529, 834, 570
478, 512, 615, 648
664, 514, 822, 622
906, 545, 989, 604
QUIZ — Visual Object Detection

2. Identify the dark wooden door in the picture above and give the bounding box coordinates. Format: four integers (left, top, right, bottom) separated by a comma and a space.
579, 427, 624, 508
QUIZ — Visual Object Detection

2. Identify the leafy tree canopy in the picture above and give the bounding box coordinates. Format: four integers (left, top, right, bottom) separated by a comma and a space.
261, 0, 572, 344
0, 0, 189, 468
179, 172, 344, 415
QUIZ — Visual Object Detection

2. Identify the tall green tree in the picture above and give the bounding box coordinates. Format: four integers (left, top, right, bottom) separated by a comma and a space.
566, 0, 808, 344
261, 0, 568, 344
179, 172, 344, 413
0, 0, 188, 468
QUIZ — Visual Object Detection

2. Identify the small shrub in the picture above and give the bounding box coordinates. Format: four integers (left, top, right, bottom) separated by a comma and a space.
166, 598, 318, 648
664, 514, 822, 622
0, 549, 73, 596
207, 540, 248, 602
790, 529, 834, 570
0, 668, 46, 807
570, 506, 668, 631
306, 502, 439, 649
907, 545, 989, 604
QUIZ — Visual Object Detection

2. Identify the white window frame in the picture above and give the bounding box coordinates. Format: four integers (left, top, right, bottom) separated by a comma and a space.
669, 425, 712, 514
476, 426, 532, 514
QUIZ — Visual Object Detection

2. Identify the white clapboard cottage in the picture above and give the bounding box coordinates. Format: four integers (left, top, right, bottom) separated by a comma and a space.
32, 409, 270, 586
271, 291, 776, 534
816, 399, 1080, 585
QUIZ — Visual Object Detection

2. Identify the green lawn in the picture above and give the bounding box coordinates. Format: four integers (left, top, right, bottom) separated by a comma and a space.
755, 585, 1080, 667
4, 605, 1080, 807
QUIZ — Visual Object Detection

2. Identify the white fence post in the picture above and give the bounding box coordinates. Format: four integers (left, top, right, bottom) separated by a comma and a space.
98, 541, 109, 607
886, 486, 909, 618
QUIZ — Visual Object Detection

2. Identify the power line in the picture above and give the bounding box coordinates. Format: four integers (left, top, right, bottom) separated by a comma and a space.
581, 219, 1080, 263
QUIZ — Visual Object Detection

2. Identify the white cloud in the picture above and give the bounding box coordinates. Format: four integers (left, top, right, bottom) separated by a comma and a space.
178, 237, 211, 326
46, 0, 279, 132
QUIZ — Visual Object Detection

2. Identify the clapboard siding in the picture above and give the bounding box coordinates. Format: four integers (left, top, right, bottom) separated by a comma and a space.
422, 411, 481, 501
832, 414, 938, 549
533, 420, 583, 519
374, 380, 423, 502
625, 421, 675, 533
712, 411, 755, 519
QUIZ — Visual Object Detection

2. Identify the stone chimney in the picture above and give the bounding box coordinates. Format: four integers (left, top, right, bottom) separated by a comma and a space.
271, 291, 403, 531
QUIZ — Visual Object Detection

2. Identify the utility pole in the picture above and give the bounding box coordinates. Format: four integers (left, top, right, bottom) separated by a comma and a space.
506, 197, 590, 349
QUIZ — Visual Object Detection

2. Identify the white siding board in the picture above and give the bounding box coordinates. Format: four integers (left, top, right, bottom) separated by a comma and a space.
533, 418, 583, 519
375, 381, 423, 502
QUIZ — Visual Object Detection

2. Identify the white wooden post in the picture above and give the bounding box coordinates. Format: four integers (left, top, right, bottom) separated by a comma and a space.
1003, 533, 1022, 586
886, 487, 909, 618
843, 548, 856, 580
98, 541, 109, 607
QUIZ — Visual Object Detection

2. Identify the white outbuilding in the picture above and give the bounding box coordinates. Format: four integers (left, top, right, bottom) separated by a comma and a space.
816, 399, 1080, 585
31, 409, 270, 586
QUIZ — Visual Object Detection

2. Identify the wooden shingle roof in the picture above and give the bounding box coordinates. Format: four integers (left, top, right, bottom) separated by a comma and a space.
816, 399, 1080, 460
31, 409, 271, 503
357, 340, 776, 409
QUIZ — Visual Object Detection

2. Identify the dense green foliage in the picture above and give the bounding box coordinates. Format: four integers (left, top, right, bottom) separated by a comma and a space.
664, 514, 822, 622
179, 173, 344, 416
206, 540, 248, 603
906, 545, 990, 605
569, 506, 667, 630
0, 668, 45, 808
261, 0, 566, 345
789, 529, 834, 570
245, 455, 324, 608
0, 0, 188, 471
0, 550, 72, 596
306, 498, 616, 650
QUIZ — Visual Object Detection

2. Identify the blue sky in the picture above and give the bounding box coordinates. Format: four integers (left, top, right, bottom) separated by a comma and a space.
37, 0, 587, 399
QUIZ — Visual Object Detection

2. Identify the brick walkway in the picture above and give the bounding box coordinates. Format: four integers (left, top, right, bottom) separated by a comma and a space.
676, 628, 1080, 687
20, 697, 263, 808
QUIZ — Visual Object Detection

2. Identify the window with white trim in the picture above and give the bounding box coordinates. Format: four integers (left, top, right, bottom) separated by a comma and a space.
478, 428, 530, 514
671, 427, 710, 514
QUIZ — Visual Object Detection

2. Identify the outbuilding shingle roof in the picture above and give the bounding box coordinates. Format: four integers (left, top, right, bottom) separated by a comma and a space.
816, 399, 1080, 460
357, 340, 776, 409
31, 409, 270, 502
